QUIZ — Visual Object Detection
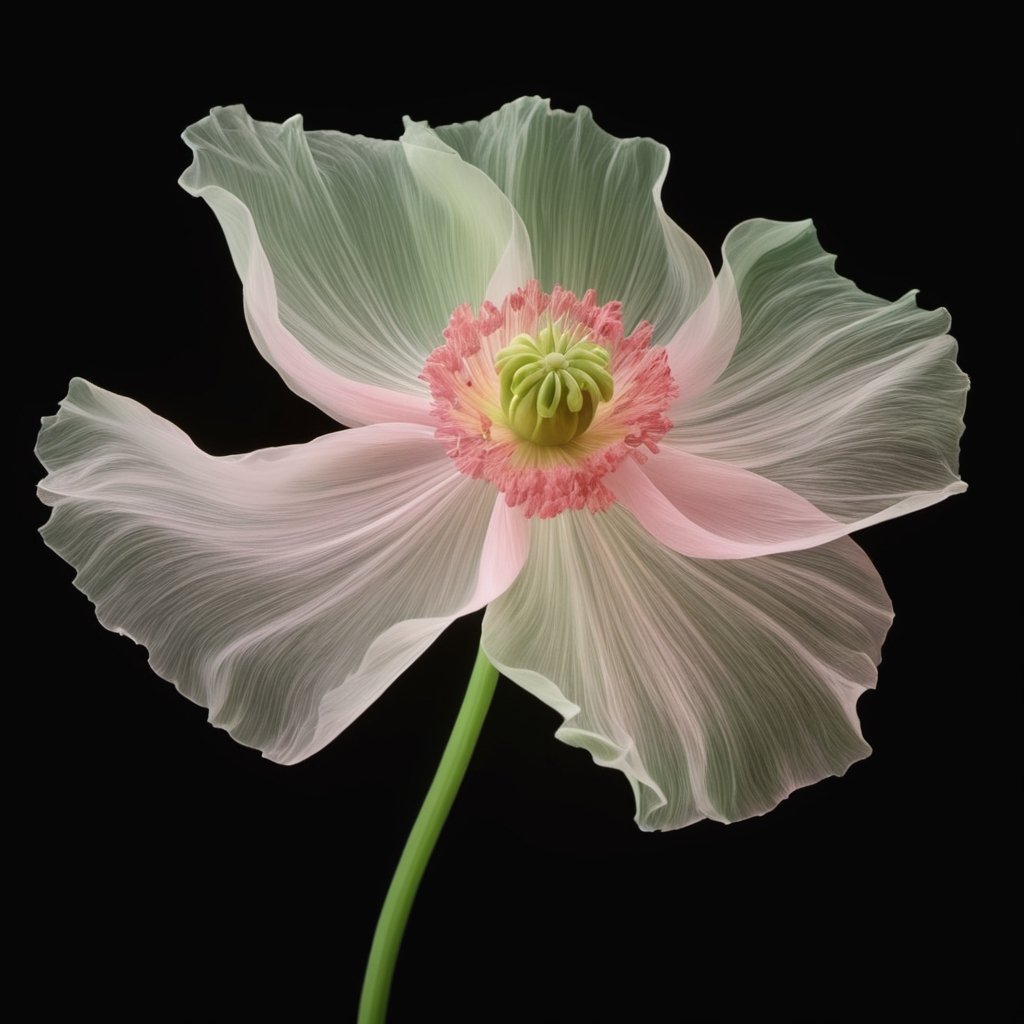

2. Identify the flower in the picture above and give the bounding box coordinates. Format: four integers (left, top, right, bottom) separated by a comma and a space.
36, 98, 967, 831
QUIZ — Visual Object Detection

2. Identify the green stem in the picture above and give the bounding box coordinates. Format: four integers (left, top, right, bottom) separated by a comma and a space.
357, 644, 499, 1024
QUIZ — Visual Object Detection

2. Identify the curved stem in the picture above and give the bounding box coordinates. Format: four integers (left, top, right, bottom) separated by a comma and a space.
358, 644, 499, 1024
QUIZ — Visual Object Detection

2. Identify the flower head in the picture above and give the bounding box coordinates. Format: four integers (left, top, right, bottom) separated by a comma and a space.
36, 99, 966, 830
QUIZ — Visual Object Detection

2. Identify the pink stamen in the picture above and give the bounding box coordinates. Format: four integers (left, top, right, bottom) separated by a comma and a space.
421, 281, 678, 518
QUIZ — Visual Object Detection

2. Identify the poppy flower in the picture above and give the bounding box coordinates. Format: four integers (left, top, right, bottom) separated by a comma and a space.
36, 98, 966, 832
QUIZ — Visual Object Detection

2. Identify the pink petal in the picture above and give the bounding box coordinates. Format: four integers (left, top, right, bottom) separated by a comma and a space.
483, 506, 893, 830
428, 97, 714, 343
608, 450, 849, 558
668, 219, 967, 526
38, 380, 528, 763
180, 106, 533, 427
238, 211, 436, 428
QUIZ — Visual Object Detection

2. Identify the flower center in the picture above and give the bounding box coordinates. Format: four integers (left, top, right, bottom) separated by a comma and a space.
421, 280, 678, 518
495, 325, 614, 446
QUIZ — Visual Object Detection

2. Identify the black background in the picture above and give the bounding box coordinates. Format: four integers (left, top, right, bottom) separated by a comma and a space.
18, 18, 1016, 1023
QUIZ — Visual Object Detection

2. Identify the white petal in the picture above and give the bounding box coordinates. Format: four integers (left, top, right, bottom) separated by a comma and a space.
400, 119, 533, 306
180, 106, 533, 426
482, 506, 892, 830
664, 254, 742, 406
669, 219, 968, 525
38, 380, 528, 763
431, 97, 713, 341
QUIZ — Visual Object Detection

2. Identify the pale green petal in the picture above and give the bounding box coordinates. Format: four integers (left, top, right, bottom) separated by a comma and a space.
432, 97, 713, 341
38, 380, 528, 763
483, 506, 892, 830
669, 219, 968, 524
180, 106, 531, 425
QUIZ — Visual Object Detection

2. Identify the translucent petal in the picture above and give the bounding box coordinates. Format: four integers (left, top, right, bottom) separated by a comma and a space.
482, 506, 892, 830
431, 97, 713, 342
38, 380, 528, 763
180, 106, 532, 426
669, 219, 968, 524
607, 454, 848, 558
664, 254, 742, 405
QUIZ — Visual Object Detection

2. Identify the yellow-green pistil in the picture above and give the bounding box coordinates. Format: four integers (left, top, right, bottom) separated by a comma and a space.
495, 324, 614, 446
